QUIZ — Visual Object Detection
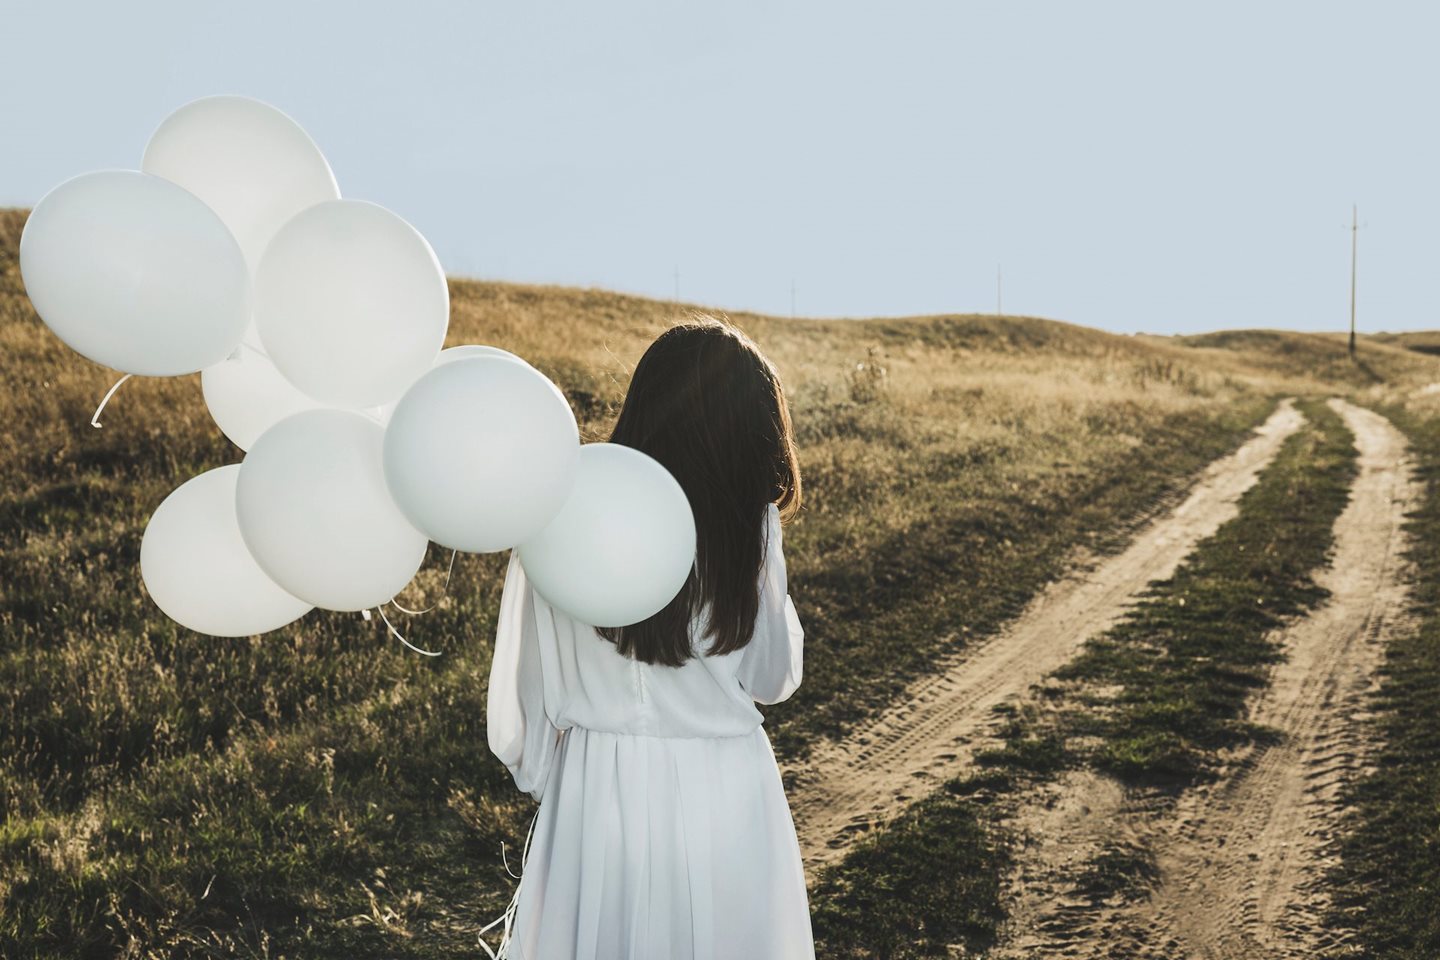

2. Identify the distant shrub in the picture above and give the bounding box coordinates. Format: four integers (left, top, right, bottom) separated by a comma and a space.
1132, 357, 1204, 394
848, 346, 888, 403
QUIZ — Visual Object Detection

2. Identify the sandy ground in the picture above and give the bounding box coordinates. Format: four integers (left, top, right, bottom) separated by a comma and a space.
783, 398, 1306, 876
990, 398, 1421, 959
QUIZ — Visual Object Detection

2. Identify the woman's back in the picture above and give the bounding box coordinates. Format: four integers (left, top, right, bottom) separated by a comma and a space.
548, 501, 800, 735
485, 502, 813, 959
488, 502, 803, 788
483, 316, 814, 959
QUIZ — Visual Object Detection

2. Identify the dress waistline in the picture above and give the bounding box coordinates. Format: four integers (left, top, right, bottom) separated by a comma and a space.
559, 722, 766, 742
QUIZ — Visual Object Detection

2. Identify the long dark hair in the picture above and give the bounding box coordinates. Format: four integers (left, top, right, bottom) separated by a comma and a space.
595, 315, 802, 666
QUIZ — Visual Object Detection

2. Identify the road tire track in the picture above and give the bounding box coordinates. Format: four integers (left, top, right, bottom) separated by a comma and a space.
784, 399, 1306, 875
992, 398, 1420, 959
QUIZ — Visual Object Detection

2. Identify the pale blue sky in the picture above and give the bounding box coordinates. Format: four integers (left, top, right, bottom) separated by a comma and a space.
3, 1, 1436, 334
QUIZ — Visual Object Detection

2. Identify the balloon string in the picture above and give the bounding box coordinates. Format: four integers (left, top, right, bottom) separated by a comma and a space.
377, 602, 442, 656
390, 549, 459, 615
91, 373, 133, 428
478, 805, 541, 958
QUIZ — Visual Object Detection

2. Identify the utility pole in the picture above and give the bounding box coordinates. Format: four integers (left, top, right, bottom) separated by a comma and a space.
1349, 205, 1358, 359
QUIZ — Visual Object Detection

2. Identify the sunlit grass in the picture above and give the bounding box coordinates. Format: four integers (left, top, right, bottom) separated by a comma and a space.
2, 204, 1436, 955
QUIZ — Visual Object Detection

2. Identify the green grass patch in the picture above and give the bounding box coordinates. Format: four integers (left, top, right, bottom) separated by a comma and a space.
809, 784, 1010, 960
1323, 401, 1440, 959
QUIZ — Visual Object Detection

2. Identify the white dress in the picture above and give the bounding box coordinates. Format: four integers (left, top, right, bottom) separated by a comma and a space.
485, 502, 815, 960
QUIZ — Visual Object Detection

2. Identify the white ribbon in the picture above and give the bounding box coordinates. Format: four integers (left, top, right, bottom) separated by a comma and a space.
478, 805, 541, 959
375, 602, 442, 657
390, 549, 459, 615
91, 373, 133, 428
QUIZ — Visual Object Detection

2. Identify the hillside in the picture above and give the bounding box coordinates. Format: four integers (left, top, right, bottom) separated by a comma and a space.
1, 204, 1436, 956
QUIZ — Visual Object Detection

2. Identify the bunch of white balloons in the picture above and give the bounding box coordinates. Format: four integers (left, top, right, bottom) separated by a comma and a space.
19, 95, 696, 644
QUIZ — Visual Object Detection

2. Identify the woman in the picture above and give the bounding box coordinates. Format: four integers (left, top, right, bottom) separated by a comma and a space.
485, 315, 814, 959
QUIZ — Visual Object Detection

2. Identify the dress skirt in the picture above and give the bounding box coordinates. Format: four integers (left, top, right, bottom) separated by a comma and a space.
504, 723, 815, 960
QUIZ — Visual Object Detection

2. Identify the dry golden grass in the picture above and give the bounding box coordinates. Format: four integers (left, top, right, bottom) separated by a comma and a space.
2, 203, 1436, 956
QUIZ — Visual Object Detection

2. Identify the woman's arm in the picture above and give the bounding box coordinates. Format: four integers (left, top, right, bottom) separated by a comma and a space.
487, 550, 563, 802
736, 502, 805, 705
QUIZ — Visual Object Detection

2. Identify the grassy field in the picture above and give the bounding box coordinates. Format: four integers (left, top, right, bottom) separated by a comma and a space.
2, 201, 1439, 957
807, 398, 1358, 958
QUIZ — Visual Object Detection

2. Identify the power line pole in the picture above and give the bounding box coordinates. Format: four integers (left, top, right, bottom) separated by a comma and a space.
1349, 204, 1358, 359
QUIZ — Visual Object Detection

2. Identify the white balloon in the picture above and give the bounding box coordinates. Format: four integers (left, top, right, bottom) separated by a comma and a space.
373, 344, 531, 424
254, 200, 449, 408
142, 95, 340, 276
518, 443, 696, 628
441, 344, 528, 365
383, 356, 578, 553
18, 170, 250, 376
141, 465, 312, 636
236, 409, 429, 611
201, 344, 335, 451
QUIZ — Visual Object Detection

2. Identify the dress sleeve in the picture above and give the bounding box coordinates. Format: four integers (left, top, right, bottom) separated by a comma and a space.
487, 550, 563, 803
736, 502, 805, 705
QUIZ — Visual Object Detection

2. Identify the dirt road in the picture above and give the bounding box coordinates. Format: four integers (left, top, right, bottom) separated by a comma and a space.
783, 399, 1306, 875
991, 398, 1420, 958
